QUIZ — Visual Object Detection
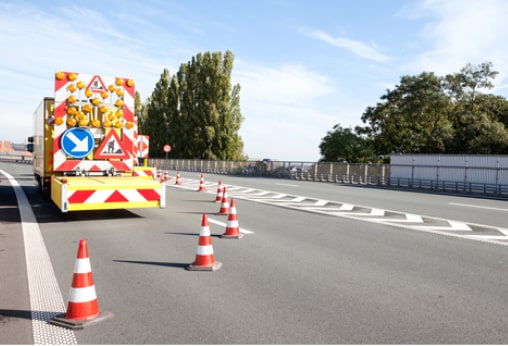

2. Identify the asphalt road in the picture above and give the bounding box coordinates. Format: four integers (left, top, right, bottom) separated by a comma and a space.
1, 162, 508, 344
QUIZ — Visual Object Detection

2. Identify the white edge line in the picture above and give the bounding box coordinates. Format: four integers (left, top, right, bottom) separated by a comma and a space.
0, 169, 77, 344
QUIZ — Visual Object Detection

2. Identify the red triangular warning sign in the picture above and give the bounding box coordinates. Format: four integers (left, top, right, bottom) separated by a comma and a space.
86, 75, 107, 93
94, 129, 130, 159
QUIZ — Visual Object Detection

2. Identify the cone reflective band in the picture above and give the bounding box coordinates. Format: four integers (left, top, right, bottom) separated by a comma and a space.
186, 213, 222, 271
198, 174, 206, 191
221, 198, 243, 239
50, 239, 113, 329
66, 239, 99, 320
215, 180, 223, 202
219, 186, 230, 214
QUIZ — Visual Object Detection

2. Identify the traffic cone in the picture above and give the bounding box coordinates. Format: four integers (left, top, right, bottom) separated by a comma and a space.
221, 198, 243, 239
218, 186, 230, 214
50, 239, 112, 329
215, 180, 223, 202
186, 214, 222, 271
175, 171, 181, 185
164, 169, 169, 182
197, 174, 206, 191
157, 166, 161, 180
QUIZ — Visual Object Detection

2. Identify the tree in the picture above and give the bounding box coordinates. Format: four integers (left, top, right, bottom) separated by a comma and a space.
140, 68, 173, 158
357, 72, 453, 155
142, 51, 244, 159
356, 62, 508, 157
319, 124, 375, 163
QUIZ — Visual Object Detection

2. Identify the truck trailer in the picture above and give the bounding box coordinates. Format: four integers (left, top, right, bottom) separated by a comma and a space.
27, 72, 165, 212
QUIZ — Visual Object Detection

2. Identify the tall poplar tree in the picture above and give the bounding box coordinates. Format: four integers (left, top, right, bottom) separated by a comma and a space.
142, 50, 244, 159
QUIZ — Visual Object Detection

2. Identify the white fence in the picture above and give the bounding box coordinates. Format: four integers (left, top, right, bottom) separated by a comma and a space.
389, 154, 508, 196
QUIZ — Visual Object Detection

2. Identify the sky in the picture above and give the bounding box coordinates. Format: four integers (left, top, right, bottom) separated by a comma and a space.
2, 0, 508, 162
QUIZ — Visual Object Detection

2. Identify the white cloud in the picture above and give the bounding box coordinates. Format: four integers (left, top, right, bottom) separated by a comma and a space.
233, 61, 360, 161
404, 0, 508, 92
302, 29, 391, 63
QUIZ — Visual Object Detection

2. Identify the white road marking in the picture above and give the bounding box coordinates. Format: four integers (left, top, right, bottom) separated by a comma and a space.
449, 202, 508, 212
275, 183, 299, 187
0, 169, 77, 344
171, 177, 508, 246
208, 218, 254, 234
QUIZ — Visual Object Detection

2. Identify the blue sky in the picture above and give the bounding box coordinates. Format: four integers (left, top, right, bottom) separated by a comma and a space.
2, 0, 508, 161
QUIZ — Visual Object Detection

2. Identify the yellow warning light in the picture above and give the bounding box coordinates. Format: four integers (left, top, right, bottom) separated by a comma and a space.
100, 90, 109, 99
115, 109, 124, 118
79, 119, 89, 127
125, 121, 134, 129
91, 119, 101, 128
114, 120, 123, 128
99, 105, 108, 113
103, 120, 112, 127
68, 73, 77, 81
77, 81, 85, 89
68, 84, 77, 93
92, 97, 101, 106
115, 78, 125, 86
76, 111, 85, 120
115, 99, 124, 107
67, 106, 77, 115
85, 89, 93, 98
83, 104, 93, 113
55, 117, 64, 126
108, 84, 116, 92
67, 95, 77, 104
55, 72, 65, 80
116, 88, 124, 97
107, 113, 116, 121
67, 117, 77, 126
126, 79, 135, 87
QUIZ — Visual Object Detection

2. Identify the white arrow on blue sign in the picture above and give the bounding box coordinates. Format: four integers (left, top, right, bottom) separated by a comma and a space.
60, 127, 95, 159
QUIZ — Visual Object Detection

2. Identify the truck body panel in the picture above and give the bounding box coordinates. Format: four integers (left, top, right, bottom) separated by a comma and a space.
30, 72, 164, 212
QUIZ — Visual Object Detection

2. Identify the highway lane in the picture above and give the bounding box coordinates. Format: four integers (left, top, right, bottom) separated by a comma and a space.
2, 163, 508, 344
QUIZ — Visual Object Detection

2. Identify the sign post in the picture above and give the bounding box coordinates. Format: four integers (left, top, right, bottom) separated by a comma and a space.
163, 144, 172, 174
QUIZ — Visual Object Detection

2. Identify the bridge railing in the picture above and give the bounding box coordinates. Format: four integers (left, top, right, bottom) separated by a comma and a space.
147, 158, 508, 198
0, 152, 33, 164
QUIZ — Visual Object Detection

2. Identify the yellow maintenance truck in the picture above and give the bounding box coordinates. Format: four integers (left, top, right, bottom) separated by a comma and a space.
27, 72, 165, 212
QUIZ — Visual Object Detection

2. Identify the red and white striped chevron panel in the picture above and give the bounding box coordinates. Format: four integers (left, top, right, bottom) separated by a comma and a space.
66, 188, 161, 204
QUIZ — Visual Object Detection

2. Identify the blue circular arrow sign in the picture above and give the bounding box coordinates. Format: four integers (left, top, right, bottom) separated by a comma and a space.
60, 127, 95, 159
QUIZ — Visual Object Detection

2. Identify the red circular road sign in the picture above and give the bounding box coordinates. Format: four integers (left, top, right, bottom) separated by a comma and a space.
163, 144, 172, 153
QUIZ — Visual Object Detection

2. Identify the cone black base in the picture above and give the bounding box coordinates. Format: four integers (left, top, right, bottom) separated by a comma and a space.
49, 311, 113, 330
220, 233, 244, 239
186, 261, 223, 271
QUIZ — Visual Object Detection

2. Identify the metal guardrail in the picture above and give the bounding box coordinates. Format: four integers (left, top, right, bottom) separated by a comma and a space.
3, 154, 505, 198
148, 158, 508, 198
0, 153, 33, 164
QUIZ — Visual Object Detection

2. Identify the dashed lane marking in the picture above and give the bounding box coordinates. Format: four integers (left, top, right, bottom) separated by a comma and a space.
0, 169, 77, 345
169, 177, 508, 247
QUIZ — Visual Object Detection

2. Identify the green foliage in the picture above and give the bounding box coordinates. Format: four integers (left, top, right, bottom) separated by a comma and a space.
139, 51, 245, 160
355, 61, 508, 157
319, 124, 377, 163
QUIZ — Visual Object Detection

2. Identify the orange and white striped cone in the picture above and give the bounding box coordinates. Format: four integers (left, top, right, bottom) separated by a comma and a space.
50, 239, 112, 329
197, 174, 206, 191
218, 186, 230, 214
215, 180, 223, 202
186, 214, 222, 271
221, 198, 243, 239
164, 169, 169, 182
175, 171, 181, 185
157, 166, 161, 180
